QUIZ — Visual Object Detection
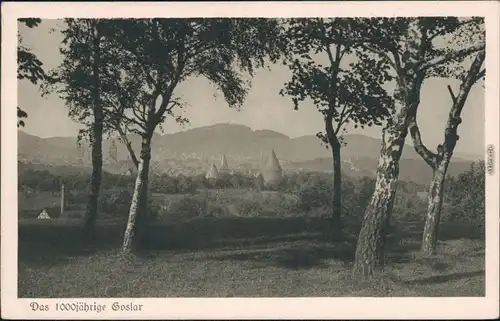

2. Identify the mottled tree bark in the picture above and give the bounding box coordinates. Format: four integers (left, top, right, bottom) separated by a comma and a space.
122, 135, 152, 254
420, 160, 448, 255
83, 23, 103, 239
352, 123, 408, 276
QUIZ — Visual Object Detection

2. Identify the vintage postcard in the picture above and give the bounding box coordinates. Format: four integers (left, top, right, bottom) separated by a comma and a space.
2, 1, 499, 319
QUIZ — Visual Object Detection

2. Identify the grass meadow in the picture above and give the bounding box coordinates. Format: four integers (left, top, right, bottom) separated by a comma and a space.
18, 198, 484, 297
17, 167, 485, 297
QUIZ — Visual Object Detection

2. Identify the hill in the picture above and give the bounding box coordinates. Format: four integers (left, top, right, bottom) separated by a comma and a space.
18, 123, 480, 184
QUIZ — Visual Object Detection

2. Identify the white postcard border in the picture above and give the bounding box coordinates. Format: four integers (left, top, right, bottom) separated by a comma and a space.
2, 1, 499, 319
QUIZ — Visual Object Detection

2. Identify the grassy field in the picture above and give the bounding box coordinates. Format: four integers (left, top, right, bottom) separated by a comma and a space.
18, 215, 484, 297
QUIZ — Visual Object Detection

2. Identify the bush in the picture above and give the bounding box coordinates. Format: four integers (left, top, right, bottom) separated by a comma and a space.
232, 194, 264, 217
176, 174, 198, 194
296, 180, 331, 211
99, 189, 133, 217
392, 193, 427, 221
444, 161, 485, 225
160, 195, 208, 222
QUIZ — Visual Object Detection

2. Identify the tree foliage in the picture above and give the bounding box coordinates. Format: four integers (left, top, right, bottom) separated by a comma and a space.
280, 18, 392, 147
17, 18, 46, 127
97, 18, 284, 140
444, 161, 485, 224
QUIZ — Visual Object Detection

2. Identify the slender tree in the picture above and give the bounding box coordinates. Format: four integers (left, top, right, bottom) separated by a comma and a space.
100, 18, 282, 253
350, 17, 485, 277
409, 50, 485, 255
17, 18, 46, 127
43, 19, 116, 238
280, 18, 392, 230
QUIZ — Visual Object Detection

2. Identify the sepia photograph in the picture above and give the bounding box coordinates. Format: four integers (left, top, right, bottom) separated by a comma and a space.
2, 1, 499, 319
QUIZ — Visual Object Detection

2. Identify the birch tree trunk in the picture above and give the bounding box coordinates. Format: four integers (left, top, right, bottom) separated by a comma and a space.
353, 72, 423, 276
83, 23, 103, 239
413, 51, 485, 256
352, 125, 407, 276
421, 158, 448, 255
122, 135, 152, 254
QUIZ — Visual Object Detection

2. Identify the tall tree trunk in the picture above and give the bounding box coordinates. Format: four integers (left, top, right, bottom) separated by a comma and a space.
421, 158, 449, 255
122, 135, 152, 254
352, 127, 407, 276
353, 72, 423, 277
83, 23, 102, 239
331, 139, 342, 229
325, 113, 343, 231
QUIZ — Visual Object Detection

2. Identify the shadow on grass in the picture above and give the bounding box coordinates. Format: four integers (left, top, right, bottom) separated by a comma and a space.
393, 220, 484, 242
403, 270, 484, 285
203, 239, 357, 270
18, 216, 484, 270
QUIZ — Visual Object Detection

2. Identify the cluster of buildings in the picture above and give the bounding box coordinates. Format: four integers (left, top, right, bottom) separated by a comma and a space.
206, 149, 283, 184
87, 138, 284, 183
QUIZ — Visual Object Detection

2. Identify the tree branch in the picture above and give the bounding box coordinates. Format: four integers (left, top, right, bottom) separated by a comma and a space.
442, 51, 485, 153
446, 85, 457, 105
334, 103, 349, 136
361, 44, 397, 70
474, 68, 485, 82
427, 19, 478, 42
116, 124, 139, 169
153, 37, 187, 126
418, 43, 485, 71
408, 116, 438, 168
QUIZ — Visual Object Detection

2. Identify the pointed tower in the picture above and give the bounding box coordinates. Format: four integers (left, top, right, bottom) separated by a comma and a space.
262, 149, 282, 184
219, 154, 230, 174
206, 163, 219, 179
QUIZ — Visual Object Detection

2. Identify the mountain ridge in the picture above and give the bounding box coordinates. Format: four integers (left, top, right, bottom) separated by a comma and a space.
18, 123, 482, 162
17, 123, 481, 186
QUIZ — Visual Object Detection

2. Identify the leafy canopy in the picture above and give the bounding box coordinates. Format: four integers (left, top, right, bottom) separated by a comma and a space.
45, 18, 283, 146
17, 18, 46, 127
279, 18, 393, 146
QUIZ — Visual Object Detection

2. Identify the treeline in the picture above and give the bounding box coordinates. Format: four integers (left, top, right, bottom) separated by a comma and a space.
20, 166, 428, 196
19, 163, 485, 225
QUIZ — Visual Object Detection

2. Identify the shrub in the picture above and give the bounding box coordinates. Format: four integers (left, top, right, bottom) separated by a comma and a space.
161, 195, 208, 222
233, 194, 264, 217
392, 193, 427, 221
295, 176, 332, 211
176, 174, 198, 194
99, 189, 133, 217
444, 161, 485, 225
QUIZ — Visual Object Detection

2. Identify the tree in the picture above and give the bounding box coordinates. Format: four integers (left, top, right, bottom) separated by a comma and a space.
409, 49, 485, 255
350, 17, 485, 277
17, 18, 46, 127
100, 19, 282, 254
280, 18, 392, 230
43, 19, 117, 238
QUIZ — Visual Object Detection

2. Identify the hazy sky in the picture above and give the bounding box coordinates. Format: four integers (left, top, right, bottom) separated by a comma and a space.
18, 20, 485, 156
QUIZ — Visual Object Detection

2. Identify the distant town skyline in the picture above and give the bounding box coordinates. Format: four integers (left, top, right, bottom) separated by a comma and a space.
18, 19, 485, 156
